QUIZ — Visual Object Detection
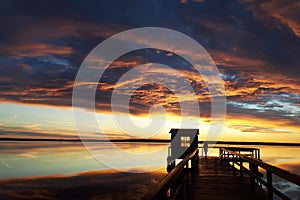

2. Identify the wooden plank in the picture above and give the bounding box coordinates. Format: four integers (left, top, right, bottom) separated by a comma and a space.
185, 157, 268, 200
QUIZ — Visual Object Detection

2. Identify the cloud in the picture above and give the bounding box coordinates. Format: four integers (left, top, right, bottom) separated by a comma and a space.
2, 43, 73, 59
1, 44, 300, 131
228, 124, 296, 134
185, 0, 300, 78
259, 0, 300, 37
0, 0, 299, 141
209, 50, 266, 69
0, 80, 74, 107
228, 99, 300, 117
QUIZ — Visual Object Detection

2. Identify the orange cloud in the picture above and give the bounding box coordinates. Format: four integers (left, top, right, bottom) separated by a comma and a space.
2, 43, 74, 59
0, 81, 74, 97
260, 0, 300, 37
16, 64, 32, 71
209, 50, 266, 68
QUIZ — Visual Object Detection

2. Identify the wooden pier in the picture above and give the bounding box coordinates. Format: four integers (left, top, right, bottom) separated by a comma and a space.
144, 147, 300, 200
186, 157, 267, 200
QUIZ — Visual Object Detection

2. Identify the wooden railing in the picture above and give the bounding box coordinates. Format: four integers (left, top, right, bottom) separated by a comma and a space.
220, 148, 300, 200
219, 147, 260, 159
143, 148, 199, 200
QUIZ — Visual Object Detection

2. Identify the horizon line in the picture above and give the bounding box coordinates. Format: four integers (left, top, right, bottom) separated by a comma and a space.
0, 137, 300, 146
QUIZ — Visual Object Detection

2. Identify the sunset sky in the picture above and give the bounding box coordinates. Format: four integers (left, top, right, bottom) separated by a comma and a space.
0, 0, 300, 142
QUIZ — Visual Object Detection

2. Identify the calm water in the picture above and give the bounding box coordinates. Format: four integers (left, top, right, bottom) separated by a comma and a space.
1, 142, 300, 199
0, 141, 169, 178
1, 142, 299, 178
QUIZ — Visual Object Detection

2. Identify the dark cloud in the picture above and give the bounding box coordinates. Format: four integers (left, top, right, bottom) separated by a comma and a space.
186, 0, 300, 77
0, 0, 300, 130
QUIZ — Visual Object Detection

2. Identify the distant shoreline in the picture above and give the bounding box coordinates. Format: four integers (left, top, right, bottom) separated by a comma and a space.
0, 138, 300, 146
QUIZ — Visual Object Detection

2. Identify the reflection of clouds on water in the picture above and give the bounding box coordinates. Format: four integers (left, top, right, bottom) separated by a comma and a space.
0, 142, 103, 178
272, 178, 300, 200
0, 142, 168, 178
260, 162, 300, 200
275, 162, 300, 175
0, 170, 164, 200
0, 159, 11, 169
272, 161, 300, 200
18, 153, 37, 158
1, 142, 299, 199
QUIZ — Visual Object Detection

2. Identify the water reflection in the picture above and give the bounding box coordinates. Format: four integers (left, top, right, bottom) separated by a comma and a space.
0, 142, 168, 179
0, 142, 98, 178
0, 168, 165, 200
0, 142, 299, 199
1, 142, 300, 179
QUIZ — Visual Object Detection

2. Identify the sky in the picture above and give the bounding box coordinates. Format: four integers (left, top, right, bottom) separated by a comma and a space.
0, 0, 300, 142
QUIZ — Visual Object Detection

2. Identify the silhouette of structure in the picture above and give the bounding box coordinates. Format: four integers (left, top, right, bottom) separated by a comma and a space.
167, 128, 199, 172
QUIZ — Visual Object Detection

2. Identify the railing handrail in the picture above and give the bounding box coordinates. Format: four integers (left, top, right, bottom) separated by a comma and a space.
143, 148, 199, 200
220, 147, 260, 151
220, 147, 300, 186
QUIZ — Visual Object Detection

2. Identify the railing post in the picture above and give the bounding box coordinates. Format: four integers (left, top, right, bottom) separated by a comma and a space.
249, 163, 255, 188
240, 159, 243, 178
267, 171, 273, 200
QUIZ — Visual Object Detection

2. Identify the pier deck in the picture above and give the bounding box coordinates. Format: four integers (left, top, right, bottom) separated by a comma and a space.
186, 157, 267, 200
144, 147, 300, 200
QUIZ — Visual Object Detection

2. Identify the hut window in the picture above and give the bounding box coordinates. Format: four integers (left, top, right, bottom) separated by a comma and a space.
181, 136, 190, 147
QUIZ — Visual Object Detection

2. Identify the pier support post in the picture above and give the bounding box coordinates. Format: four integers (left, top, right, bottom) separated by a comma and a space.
249, 163, 255, 188
267, 171, 273, 200
240, 160, 243, 178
